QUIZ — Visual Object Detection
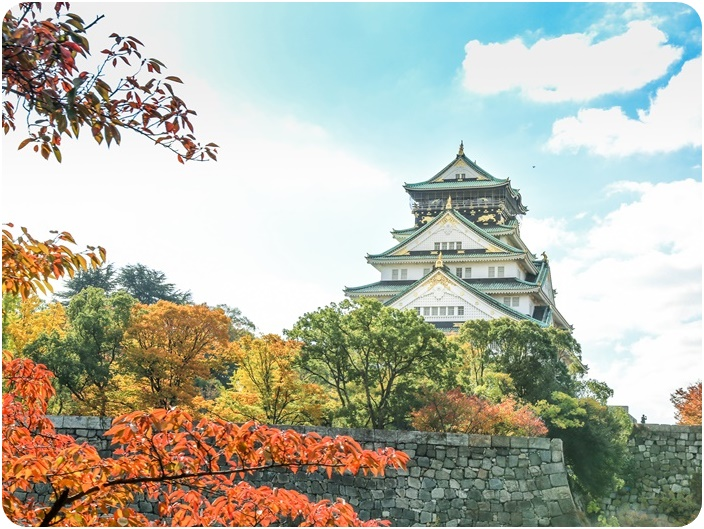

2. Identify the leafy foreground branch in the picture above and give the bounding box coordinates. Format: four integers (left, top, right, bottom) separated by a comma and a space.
2, 353, 409, 527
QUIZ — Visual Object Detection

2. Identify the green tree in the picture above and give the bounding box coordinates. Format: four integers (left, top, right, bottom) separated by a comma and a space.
117, 263, 192, 305
535, 392, 633, 500
457, 318, 582, 403
56, 263, 118, 301
215, 303, 256, 340
288, 298, 451, 429
22, 287, 136, 415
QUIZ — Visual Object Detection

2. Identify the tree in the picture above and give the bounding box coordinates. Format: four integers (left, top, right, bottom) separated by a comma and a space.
215, 303, 256, 340
2, 352, 409, 526
457, 318, 582, 404
671, 381, 702, 425
3, 2, 217, 163
117, 263, 192, 305
210, 334, 335, 425
2, 295, 67, 354
288, 298, 451, 429
411, 388, 548, 437
23, 287, 136, 416
55, 263, 118, 301
535, 392, 633, 501
2, 223, 106, 300
122, 301, 231, 409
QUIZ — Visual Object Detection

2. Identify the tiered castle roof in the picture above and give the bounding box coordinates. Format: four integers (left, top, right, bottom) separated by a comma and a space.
344, 143, 571, 331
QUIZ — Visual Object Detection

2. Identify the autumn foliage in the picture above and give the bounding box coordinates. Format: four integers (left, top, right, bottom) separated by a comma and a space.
2, 351, 409, 526
122, 301, 232, 409
3, 2, 217, 163
671, 381, 702, 425
208, 334, 334, 425
411, 388, 548, 437
2, 224, 106, 300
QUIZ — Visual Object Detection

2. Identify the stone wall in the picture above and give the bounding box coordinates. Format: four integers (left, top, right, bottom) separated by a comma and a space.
48, 416, 581, 526
601, 423, 702, 524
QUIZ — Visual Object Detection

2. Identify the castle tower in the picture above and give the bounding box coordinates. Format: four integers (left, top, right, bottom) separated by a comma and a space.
344, 143, 571, 332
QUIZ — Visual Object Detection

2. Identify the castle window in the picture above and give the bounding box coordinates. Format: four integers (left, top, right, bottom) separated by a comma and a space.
448, 306, 455, 316
415, 307, 421, 314
441, 242, 448, 250
498, 266, 505, 278
434, 242, 440, 251
400, 269, 408, 280
456, 268, 463, 278
439, 307, 446, 316
489, 266, 495, 278
504, 296, 520, 307
423, 307, 430, 316
392, 269, 399, 280
431, 307, 439, 316
465, 267, 472, 278
456, 241, 462, 250
457, 306, 465, 316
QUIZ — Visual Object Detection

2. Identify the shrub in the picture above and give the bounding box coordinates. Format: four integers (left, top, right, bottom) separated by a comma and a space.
411, 388, 548, 436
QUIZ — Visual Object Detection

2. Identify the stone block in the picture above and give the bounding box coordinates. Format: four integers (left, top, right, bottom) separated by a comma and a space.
62, 416, 90, 429
468, 434, 492, 448
431, 488, 445, 499
488, 478, 503, 490
491, 435, 510, 448
528, 437, 551, 450
549, 472, 569, 487
542, 462, 564, 475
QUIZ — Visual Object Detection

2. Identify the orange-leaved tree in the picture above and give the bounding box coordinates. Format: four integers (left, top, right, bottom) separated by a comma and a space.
2, 351, 409, 526
3, 2, 217, 163
411, 388, 548, 437
671, 381, 702, 425
120, 301, 232, 410
2, 223, 106, 300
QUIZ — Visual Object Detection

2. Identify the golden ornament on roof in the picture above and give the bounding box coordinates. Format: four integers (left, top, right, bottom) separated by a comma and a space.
434, 252, 444, 268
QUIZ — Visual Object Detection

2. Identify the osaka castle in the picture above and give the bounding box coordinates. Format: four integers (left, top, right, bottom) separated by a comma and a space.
344, 142, 571, 332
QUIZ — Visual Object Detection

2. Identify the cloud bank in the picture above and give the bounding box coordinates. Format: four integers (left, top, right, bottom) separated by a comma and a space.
462, 21, 681, 102
547, 58, 702, 156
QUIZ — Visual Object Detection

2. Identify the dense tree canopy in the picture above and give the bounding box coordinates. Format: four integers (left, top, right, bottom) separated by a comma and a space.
208, 334, 334, 425
122, 301, 231, 409
456, 318, 583, 403
55, 263, 118, 301
288, 298, 452, 429
3, 2, 217, 163
23, 287, 136, 415
116, 263, 192, 305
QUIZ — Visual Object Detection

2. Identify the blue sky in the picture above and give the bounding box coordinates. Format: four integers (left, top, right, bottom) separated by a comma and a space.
2, 1, 701, 424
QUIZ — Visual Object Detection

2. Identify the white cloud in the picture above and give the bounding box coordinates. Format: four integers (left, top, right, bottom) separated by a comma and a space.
519, 216, 579, 251
535, 179, 701, 422
547, 57, 702, 156
462, 20, 682, 102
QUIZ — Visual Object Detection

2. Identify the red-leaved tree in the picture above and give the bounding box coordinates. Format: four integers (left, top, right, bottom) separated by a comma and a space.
2, 351, 409, 526
671, 381, 702, 426
411, 388, 548, 437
